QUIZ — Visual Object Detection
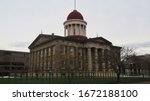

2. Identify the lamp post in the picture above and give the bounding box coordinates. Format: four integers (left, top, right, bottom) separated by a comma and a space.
48, 67, 52, 84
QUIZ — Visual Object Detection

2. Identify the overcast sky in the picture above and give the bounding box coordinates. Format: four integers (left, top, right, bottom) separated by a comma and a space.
0, 0, 150, 55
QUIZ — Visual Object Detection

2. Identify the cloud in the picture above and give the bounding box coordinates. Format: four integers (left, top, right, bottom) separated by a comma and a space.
124, 42, 150, 55
126, 42, 150, 48
136, 47, 150, 55
9, 41, 30, 48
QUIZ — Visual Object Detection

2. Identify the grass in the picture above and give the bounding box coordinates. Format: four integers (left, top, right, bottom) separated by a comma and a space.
0, 77, 150, 84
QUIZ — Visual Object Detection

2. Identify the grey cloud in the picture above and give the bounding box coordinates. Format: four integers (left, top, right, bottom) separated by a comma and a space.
126, 42, 150, 48
10, 42, 30, 48
124, 42, 150, 55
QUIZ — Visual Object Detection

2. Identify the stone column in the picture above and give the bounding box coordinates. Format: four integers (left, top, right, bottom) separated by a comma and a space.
32, 51, 36, 75
70, 24, 73, 35
102, 49, 105, 71
68, 25, 70, 36
31, 52, 34, 76
39, 50, 41, 70
78, 24, 80, 35
65, 46, 69, 70
95, 48, 98, 72
50, 47, 52, 69
83, 25, 85, 36
79, 24, 81, 35
75, 24, 78, 35
74, 24, 76, 35
84, 25, 86, 36
29, 52, 31, 71
35, 51, 37, 69
30, 52, 33, 74
64, 26, 66, 36
73, 24, 75, 35
46, 48, 48, 69
74, 47, 78, 71
31, 52, 33, 69
43, 49, 46, 71
81, 25, 83, 36
42, 49, 45, 71
37, 51, 40, 68
76, 24, 79, 35
33, 52, 35, 70
88, 48, 92, 72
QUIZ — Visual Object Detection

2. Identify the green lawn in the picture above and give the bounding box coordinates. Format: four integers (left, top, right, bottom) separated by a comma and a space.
0, 77, 150, 84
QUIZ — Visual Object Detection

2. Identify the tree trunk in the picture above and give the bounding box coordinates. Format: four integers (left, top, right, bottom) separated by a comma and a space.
117, 73, 120, 83
142, 73, 144, 79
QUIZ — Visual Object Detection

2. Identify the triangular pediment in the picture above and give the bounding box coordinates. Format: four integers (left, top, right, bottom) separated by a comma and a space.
93, 38, 105, 43
28, 34, 63, 49
88, 37, 112, 45
28, 34, 50, 48
34, 36, 49, 46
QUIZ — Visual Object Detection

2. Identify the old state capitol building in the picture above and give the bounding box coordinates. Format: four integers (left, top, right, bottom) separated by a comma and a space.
28, 9, 121, 77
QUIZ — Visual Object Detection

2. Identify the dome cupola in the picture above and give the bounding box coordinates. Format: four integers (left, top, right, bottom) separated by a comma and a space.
67, 10, 84, 20
64, 10, 87, 39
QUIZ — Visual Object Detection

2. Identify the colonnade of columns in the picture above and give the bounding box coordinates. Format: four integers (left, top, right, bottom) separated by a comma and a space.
30, 46, 55, 73
87, 48, 109, 72
64, 24, 86, 37
30, 45, 110, 75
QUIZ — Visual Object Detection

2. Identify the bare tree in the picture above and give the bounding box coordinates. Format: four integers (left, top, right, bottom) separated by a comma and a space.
121, 47, 136, 64
110, 46, 136, 83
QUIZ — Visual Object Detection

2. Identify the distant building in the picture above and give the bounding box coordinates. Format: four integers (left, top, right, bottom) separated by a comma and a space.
28, 10, 121, 77
0, 50, 29, 77
123, 54, 150, 76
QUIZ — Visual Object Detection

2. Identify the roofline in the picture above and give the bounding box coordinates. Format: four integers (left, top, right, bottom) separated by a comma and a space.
0, 49, 29, 54
28, 34, 120, 49
111, 46, 122, 49
29, 36, 85, 49
29, 37, 114, 49
28, 34, 65, 49
88, 37, 112, 45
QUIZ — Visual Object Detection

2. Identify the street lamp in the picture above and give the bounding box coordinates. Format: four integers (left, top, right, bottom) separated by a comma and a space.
48, 67, 52, 84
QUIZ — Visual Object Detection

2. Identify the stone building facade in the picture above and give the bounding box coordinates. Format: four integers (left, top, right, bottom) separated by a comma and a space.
28, 10, 121, 77
0, 50, 29, 77
123, 54, 150, 76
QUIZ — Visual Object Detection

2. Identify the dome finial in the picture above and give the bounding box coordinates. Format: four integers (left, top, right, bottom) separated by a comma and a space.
41, 29, 43, 34
74, 0, 76, 10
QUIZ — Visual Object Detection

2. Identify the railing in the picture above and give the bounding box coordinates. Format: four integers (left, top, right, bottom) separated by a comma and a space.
0, 71, 150, 84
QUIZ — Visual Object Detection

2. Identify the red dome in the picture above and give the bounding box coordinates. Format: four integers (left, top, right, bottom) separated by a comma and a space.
67, 10, 84, 20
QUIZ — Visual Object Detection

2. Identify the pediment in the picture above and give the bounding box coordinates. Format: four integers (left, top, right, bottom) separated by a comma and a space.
34, 36, 49, 46
28, 34, 50, 48
89, 37, 112, 45
93, 39, 106, 43
29, 34, 63, 49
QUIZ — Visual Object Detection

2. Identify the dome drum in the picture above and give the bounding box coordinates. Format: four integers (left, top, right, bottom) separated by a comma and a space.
64, 19, 87, 26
